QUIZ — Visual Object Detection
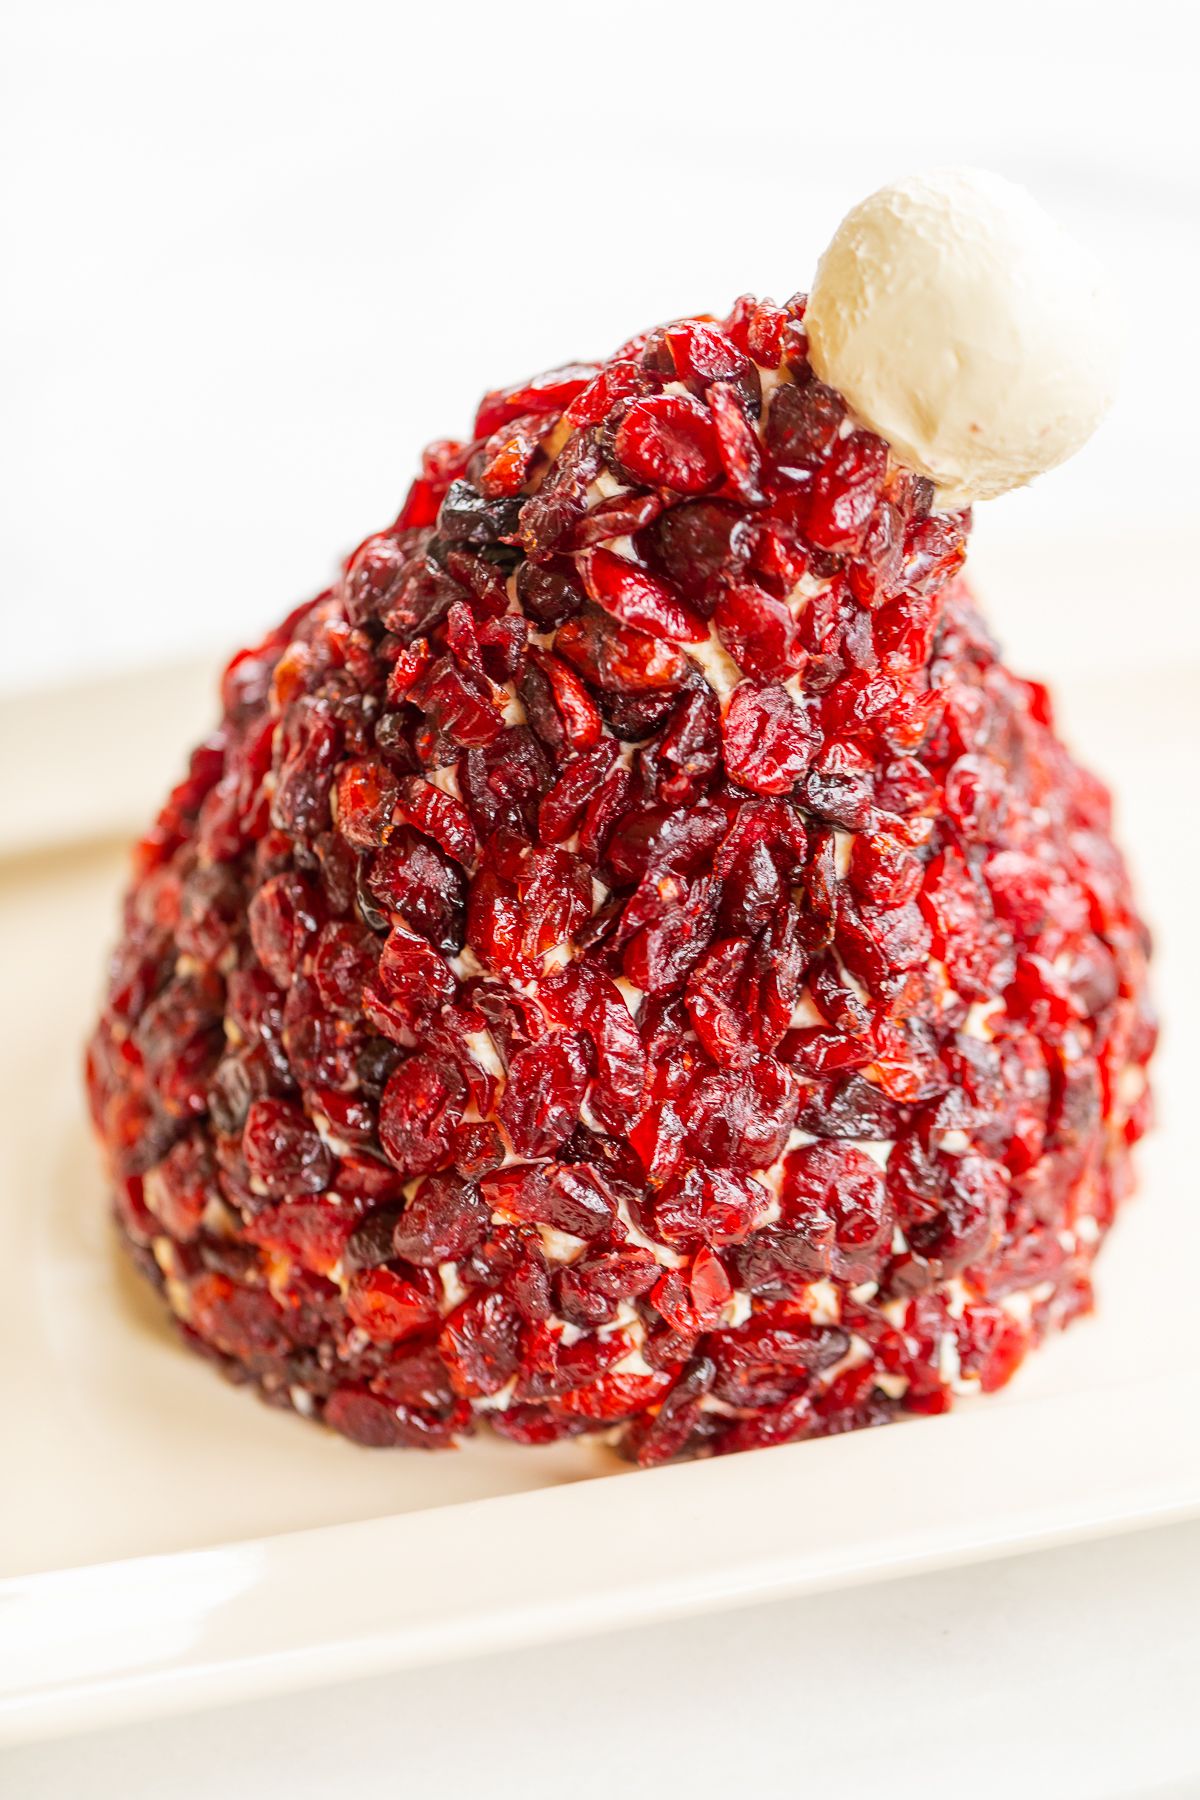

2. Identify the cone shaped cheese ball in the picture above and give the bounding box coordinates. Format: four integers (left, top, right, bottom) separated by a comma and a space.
87, 173, 1154, 1462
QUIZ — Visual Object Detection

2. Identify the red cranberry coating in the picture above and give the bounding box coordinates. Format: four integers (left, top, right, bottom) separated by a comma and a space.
88, 293, 1154, 1465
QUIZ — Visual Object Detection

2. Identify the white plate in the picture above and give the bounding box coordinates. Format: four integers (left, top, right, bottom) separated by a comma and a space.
1, 661, 1197, 1747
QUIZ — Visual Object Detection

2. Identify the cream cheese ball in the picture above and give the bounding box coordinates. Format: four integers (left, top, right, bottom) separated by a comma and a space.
805, 169, 1121, 508
87, 197, 1155, 1467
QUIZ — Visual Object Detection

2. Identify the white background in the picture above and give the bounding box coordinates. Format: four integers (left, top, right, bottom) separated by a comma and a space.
3, 0, 1199, 697
3, 2, 1199, 1794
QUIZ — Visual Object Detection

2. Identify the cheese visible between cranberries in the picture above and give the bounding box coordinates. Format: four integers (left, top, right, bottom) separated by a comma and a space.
86, 293, 1155, 1463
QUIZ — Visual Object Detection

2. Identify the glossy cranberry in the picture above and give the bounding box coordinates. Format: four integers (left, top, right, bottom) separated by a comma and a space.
369, 926, 454, 1045
723, 681, 817, 794
91, 300, 1153, 1464
334, 758, 400, 848
709, 383, 764, 501
612, 394, 722, 494
556, 1247, 660, 1327
378, 1053, 466, 1176
641, 1165, 772, 1248
806, 433, 888, 551
474, 364, 598, 439
579, 547, 708, 645
499, 1033, 590, 1158
715, 583, 806, 681
391, 1173, 490, 1265
242, 1098, 331, 1197
245, 1197, 359, 1275
440, 1290, 523, 1397
248, 873, 320, 989
346, 1265, 439, 1343
779, 1141, 894, 1281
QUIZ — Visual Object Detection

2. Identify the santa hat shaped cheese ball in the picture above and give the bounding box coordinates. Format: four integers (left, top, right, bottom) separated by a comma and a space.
87, 171, 1153, 1461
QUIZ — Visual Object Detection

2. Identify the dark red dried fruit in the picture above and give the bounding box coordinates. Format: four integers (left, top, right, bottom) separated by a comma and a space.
391, 1174, 490, 1265
243, 1098, 331, 1197
579, 547, 708, 644
379, 1054, 466, 1176
806, 433, 889, 552
779, 1141, 894, 1281
90, 298, 1153, 1469
765, 376, 845, 476
499, 1033, 590, 1158
715, 584, 806, 682
613, 394, 722, 494
722, 681, 817, 794
644, 499, 750, 607
475, 365, 598, 440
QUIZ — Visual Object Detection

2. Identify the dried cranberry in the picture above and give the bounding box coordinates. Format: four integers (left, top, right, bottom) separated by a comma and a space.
806, 433, 888, 552
715, 583, 806, 681
723, 681, 817, 794
378, 1054, 466, 1176
91, 293, 1154, 1465
779, 1142, 894, 1281
440, 1290, 523, 1397
242, 1098, 331, 1197
644, 500, 750, 607
499, 1033, 590, 1158
612, 394, 722, 494
391, 1173, 490, 1265
579, 547, 708, 644
642, 1165, 771, 1249
346, 1265, 439, 1344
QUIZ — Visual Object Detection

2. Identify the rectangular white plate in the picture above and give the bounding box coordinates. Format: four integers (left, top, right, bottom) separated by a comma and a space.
2, 659, 1197, 1747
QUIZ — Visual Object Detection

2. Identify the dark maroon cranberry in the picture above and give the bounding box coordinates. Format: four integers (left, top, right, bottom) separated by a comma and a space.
556, 1248, 660, 1327
247, 873, 320, 989
378, 1054, 466, 1177
90, 294, 1155, 1466
272, 700, 341, 838
436, 480, 523, 548
242, 1097, 331, 1197
643, 499, 751, 608
483, 1162, 617, 1240
515, 557, 586, 627
499, 1033, 591, 1158
765, 376, 845, 477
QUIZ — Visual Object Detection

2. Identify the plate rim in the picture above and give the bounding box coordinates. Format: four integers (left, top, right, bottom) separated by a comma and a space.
3, 1366, 1197, 1746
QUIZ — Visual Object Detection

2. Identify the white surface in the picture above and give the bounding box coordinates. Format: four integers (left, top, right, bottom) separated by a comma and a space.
2, 0, 1200, 696
3, 4, 1199, 1788
1, 664, 1197, 1747
5, 1516, 1199, 1800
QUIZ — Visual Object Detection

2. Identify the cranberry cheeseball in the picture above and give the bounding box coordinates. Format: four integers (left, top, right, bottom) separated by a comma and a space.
86, 297, 1155, 1462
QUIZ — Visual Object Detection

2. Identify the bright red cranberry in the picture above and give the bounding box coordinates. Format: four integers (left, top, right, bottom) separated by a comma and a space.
243, 1098, 331, 1197
779, 1142, 894, 1281
722, 681, 817, 795
715, 583, 806, 682
89, 295, 1154, 1467
806, 433, 888, 551
579, 547, 708, 644
613, 394, 723, 494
